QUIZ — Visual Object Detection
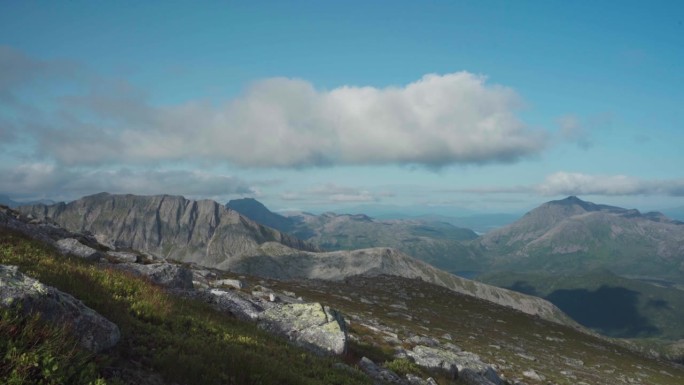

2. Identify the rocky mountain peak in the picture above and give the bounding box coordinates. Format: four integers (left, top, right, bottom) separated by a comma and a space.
546, 195, 623, 213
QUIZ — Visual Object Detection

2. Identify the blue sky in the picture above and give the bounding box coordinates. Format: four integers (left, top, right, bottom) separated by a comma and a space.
1, 1, 683, 214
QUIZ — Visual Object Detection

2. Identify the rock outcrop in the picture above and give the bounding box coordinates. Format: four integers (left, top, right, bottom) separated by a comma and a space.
257, 302, 347, 355
0, 265, 120, 353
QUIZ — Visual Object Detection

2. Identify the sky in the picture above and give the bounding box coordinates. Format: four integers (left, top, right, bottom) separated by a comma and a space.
1, 1, 683, 215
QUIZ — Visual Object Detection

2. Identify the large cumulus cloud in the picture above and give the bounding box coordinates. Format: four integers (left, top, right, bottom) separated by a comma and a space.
2, 46, 546, 168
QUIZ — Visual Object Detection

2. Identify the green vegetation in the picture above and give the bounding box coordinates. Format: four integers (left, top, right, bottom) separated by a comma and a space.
0, 230, 371, 385
383, 358, 423, 377
0, 308, 105, 385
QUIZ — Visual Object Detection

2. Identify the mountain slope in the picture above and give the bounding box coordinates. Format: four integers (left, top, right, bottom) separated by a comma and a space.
218, 242, 574, 325
473, 196, 684, 282
20, 193, 317, 267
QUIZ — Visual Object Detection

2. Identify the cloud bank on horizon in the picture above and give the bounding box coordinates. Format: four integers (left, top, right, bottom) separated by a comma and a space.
452, 172, 684, 198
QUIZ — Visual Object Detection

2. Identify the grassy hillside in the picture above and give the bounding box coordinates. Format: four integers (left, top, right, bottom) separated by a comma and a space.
0, 230, 370, 385
479, 270, 684, 341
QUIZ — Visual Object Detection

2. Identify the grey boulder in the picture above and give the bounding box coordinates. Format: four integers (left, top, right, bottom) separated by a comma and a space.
211, 278, 244, 290
0, 265, 120, 353
258, 302, 347, 355
56, 238, 103, 261
114, 262, 194, 289
201, 288, 264, 320
106, 251, 141, 263
407, 345, 503, 385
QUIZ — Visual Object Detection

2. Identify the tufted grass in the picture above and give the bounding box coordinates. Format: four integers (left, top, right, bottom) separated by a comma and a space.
0, 230, 371, 385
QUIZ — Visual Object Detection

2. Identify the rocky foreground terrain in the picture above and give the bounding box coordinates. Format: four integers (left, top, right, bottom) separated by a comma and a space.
2, 203, 684, 384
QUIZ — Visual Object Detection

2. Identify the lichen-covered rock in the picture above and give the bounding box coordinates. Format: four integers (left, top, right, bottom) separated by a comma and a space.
0, 265, 120, 353
407, 345, 503, 385
56, 238, 104, 261
258, 302, 347, 355
114, 262, 194, 289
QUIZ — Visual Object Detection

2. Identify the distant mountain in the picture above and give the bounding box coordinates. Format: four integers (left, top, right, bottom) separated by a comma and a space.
285, 211, 480, 272
20, 193, 317, 267
408, 213, 520, 234
324, 203, 476, 218
474, 196, 684, 283
227, 198, 295, 233
0, 195, 17, 207
0, 194, 54, 208
226, 198, 480, 273
663, 206, 684, 222
18, 193, 570, 324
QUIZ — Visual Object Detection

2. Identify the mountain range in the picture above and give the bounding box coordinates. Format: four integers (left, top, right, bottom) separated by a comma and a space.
18, 193, 684, 341
0, 194, 54, 208
19, 192, 569, 324
4, 202, 683, 385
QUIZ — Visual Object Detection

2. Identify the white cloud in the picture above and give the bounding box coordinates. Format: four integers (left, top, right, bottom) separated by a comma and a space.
280, 183, 382, 203
447, 172, 684, 197
537, 172, 684, 196
2, 47, 547, 168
